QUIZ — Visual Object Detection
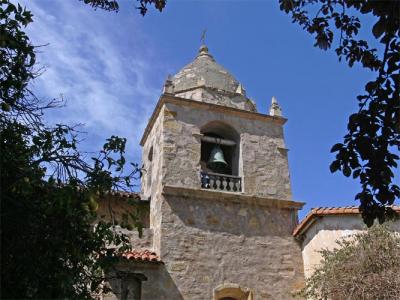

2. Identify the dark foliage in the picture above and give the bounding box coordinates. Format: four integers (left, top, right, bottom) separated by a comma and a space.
1, 121, 134, 298
81, 0, 166, 15
1, 0, 142, 298
0, 0, 34, 111
279, 0, 400, 226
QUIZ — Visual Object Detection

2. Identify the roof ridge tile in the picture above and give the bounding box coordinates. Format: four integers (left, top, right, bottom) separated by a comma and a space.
121, 249, 162, 263
293, 205, 400, 237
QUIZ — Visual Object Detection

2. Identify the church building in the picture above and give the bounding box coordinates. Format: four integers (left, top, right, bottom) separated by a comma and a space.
99, 44, 400, 300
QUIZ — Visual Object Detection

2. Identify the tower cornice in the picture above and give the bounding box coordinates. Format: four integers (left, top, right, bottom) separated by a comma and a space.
162, 185, 304, 210
140, 94, 287, 146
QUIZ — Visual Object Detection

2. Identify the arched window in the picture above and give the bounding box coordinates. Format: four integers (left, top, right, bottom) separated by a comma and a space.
213, 283, 253, 300
200, 121, 240, 176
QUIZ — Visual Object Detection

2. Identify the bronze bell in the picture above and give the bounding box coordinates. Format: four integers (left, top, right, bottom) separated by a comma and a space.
207, 145, 228, 172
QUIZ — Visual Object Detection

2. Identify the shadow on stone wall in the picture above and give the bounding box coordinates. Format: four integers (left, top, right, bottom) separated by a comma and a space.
159, 195, 305, 299
105, 262, 184, 300
165, 195, 294, 238
143, 264, 185, 300
97, 196, 150, 228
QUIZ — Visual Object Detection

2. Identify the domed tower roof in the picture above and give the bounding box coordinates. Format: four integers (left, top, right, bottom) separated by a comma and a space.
173, 45, 239, 93
164, 45, 257, 112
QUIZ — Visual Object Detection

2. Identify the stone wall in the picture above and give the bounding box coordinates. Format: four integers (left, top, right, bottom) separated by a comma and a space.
162, 104, 202, 190
174, 87, 257, 112
141, 107, 164, 201
241, 134, 291, 199
160, 100, 292, 200
152, 191, 304, 299
132, 96, 301, 299
97, 197, 150, 228
141, 106, 166, 254
107, 190, 304, 300
102, 262, 178, 300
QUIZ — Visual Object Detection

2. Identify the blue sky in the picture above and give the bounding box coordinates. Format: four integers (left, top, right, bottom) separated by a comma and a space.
23, 0, 382, 219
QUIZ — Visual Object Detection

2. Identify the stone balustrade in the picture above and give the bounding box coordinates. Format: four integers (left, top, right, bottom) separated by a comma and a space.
200, 171, 242, 192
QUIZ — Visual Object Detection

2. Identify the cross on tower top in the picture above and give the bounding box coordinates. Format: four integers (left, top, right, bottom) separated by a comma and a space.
200, 29, 207, 45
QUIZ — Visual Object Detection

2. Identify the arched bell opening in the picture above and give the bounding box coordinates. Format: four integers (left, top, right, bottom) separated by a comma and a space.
199, 121, 242, 192
200, 121, 240, 176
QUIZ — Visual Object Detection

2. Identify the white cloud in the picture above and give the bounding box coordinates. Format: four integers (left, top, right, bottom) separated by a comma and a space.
22, 0, 163, 162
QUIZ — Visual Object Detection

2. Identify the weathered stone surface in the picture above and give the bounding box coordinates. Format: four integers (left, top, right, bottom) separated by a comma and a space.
102, 44, 400, 300
154, 193, 304, 299
135, 91, 301, 298
111, 185, 304, 299
170, 45, 257, 112
109, 45, 304, 299
141, 107, 166, 254
156, 101, 292, 200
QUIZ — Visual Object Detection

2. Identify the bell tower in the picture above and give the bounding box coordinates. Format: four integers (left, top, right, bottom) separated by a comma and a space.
137, 44, 304, 299
141, 44, 292, 200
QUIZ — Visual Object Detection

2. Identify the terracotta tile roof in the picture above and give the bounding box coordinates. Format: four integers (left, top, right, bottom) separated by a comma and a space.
293, 206, 400, 237
121, 249, 161, 263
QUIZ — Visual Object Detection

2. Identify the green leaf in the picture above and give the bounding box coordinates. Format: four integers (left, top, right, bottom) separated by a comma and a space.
330, 143, 343, 153
329, 160, 341, 173
343, 165, 351, 177
352, 169, 361, 179
372, 17, 385, 39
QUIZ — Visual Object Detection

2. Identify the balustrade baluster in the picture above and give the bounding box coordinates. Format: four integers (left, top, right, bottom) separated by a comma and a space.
222, 177, 227, 190
209, 175, 215, 189
215, 177, 221, 190
236, 179, 241, 191
228, 180, 234, 191
200, 172, 241, 192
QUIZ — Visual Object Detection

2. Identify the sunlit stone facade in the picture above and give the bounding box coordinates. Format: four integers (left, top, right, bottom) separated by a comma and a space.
103, 45, 305, 300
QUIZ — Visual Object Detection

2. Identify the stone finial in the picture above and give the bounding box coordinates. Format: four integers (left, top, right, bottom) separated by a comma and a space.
199, 44, 208, 54
162, 75, 174, 94
269, 96, 282, 117
198, 44, 214, 60
235, 83, 246, 96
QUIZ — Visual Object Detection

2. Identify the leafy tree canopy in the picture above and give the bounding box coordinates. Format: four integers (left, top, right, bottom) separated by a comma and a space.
301, 225, 400, 300
81, 0, 166, 15
0, 0, 34, 112
0, 0, 144, 298
279, 0, 400, 226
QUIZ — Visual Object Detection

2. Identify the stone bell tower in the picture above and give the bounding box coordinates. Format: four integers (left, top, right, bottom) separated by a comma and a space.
141, 45, 292, 200
138, 44, 304, 299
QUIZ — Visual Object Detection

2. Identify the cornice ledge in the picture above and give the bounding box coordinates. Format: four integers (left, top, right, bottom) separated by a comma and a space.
163, 94, 287, 124
140, 94, 287, 146
162, 185, 304, 210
